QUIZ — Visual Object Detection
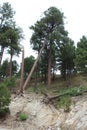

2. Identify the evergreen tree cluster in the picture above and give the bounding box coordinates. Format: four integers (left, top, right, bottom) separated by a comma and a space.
0, 3, 87, 84
30, 6, 87, 85
0, 2, 87, 117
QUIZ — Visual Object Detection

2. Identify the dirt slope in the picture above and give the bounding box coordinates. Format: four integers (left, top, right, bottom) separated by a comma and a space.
0, 93, 87, 130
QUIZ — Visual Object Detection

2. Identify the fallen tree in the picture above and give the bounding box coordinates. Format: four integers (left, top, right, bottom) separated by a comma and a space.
41, 89, 87, 106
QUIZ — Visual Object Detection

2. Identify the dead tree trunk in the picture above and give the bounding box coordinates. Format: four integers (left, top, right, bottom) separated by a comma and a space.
23, 41, 46, 90
20, 47, 24, 93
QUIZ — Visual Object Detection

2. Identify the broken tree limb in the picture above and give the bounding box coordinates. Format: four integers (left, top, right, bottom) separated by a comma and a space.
42, 91, 68, 101
42, 89, 87, 104
23, 41, 47, 90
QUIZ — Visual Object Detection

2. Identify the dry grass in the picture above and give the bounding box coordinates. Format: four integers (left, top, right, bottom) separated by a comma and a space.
27, 74, 87, 94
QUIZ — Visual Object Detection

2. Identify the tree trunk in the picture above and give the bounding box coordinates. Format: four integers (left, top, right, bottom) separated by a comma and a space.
33, 67, 38, 92
0, 47, 4, 65
20, 47, 24, 93
47, 48, 51, 88
23, 41, 46, 90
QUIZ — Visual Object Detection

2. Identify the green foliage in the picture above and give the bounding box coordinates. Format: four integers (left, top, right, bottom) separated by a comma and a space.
0, 59, 9, 78
0, 83, 11, 107
0, 2, 15, 27
6, 26, 23, 77
0, 2, 23, 75
0, 2, 16, 64
57, 86, 84, 96
0, 59, 19, 79
7, 27, 23, 56
19, 113, 28, 121
0, 107, 10, 118
3, 77, 17, 91
75, 35, 87, 73
24, 56, 35, 78
57, 84, 87, 112
12, 60, 19, 75
57, 95, 71, 112
58, 38, 76, 79
0, 83, 11, 118
27, 84, 46, 93
66, 88, 78, 96
30, 7, 68, 83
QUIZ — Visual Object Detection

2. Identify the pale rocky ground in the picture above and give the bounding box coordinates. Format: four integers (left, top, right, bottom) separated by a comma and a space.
0, 93, 87, 130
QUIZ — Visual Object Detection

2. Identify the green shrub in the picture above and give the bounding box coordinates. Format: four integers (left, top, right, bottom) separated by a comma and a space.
67, 88, 78, 96
4, 107, 10, 113
0, 109, 6, 117
19, 113, 28, 121
0, 107, 10, 118
0, 83, 11, 118
4, 77, 17, 91
57, 95, 71, 112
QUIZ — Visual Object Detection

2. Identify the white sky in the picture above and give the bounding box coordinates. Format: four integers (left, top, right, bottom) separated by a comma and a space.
1, 0, 87, 64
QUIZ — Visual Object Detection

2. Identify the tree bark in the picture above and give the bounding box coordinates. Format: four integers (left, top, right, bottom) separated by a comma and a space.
23, 41, 46, 90
47, 48, 51, 88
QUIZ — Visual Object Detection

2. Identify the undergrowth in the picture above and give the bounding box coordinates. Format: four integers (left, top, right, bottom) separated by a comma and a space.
57, 95, 71, 112
26, 75, 87, 112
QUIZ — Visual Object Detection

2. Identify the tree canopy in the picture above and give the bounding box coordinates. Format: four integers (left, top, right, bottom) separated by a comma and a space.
75, 35, 87, 73
0, 2, 23, 78
24, 56, 35, 78
30, 7, 68, 87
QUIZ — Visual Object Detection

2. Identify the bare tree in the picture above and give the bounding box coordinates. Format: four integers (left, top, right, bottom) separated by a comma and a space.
20, 46, 24, 93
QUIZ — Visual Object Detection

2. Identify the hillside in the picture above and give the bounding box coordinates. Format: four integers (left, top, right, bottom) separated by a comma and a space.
0, 92, 87, 130
0, 74, 87, 130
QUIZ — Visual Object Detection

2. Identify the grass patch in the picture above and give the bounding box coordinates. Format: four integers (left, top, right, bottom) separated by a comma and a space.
56, 85, 87, 112
27, 83, 47, 93
26, 74, 87, 112
57, 95, 71, 112
19, 113, 28, 121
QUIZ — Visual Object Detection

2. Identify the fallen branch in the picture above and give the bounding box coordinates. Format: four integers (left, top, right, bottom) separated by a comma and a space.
41, 89, 87, 104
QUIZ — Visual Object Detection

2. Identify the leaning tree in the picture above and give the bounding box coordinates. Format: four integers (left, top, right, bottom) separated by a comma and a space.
29, 7, 68, 88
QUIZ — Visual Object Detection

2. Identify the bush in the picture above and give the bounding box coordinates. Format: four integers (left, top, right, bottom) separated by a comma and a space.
0, 107, 10, 118
4, 77, 17, 91
19, 113, 28, 121
0, 109, 6, 117
57, 95, 71, 112
0, 83, 11, 118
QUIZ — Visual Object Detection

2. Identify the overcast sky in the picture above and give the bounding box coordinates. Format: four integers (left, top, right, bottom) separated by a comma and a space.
1, 0, 87, 64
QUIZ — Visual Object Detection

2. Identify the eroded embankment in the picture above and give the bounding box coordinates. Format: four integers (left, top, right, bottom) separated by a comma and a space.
0, 93, 87, 130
